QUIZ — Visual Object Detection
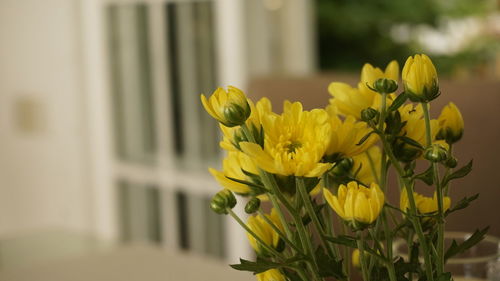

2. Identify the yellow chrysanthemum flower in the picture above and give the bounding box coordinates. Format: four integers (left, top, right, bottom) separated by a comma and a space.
240, 101, 331, 177
437, 102, 464, 144
209, 151, 266, 199
323, 181, 384, 226
246, 209, 284, 255
352, 146, 382, 186
201, 86, 251, 127
329, 61, 399, 120
220, 98, 275, 151
256, 269, 286, 281
325, 105, 378, 160
402, 54, 439, 102
400, 190, 451, 214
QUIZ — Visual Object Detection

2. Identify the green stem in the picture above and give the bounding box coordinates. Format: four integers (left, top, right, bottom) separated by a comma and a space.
380, 136, 434, 281
259, 170, 294, 241
257, 208, 305, 256
444, 144, 453, 196
227, 209, 285, 261
297, 177, 336, 258
422, 102, 445, 275
357, 232, 370, 281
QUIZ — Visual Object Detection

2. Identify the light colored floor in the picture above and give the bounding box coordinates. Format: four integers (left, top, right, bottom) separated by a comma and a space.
0, 230, 254, 281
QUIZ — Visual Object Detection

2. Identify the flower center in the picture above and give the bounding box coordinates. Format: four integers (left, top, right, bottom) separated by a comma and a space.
285, 141, 302, 154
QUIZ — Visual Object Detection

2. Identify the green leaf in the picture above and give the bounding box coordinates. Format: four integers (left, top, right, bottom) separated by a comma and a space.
446, 194, 479, 215
357, 130, 376, 146
225, 176, 265, 192
412, 165, 434, 185
442, 160, 473, 187
396, 136, 424, 149
436, 272, 452, 281
388, 92, 408, 112
315, 247, 346, 279
230, 258, 280, 274
444, 227, 489, 261
230, 256, 307, 274
325, 235, 357, 248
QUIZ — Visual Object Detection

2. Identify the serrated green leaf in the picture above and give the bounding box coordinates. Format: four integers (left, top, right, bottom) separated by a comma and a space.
315, 247, 346, 279
230, 258, 280, 274
444, 227, 489, 261
442, 160, 473, 187
388, 92, 408, 112
446, 194, 479, 215
413, 165, 434, 185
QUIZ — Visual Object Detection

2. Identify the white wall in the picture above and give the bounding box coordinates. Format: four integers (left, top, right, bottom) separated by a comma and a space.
0, 0, 91, 236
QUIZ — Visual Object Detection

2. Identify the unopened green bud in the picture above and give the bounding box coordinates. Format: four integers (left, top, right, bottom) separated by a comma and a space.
245, 198, 261, 214
210, 189, 237, 215
373, 78, 398, 94
445, 157, 458, 168
424, 144, 448, 163
332, 158, 354, 177
361, 107, 379, 123
223, 103, 250, 127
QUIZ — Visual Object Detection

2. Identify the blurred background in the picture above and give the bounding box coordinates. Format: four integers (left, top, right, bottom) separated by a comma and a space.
0, 0, 498, 280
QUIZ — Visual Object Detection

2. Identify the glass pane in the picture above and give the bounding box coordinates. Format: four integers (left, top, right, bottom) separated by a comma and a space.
165, 1, 219, 171
117, 181, 162, 243
175, 190, 225, 259
107, 4, 156, 164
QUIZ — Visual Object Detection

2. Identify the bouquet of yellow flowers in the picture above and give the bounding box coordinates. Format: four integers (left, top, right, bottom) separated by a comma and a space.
201, 54, 484, 281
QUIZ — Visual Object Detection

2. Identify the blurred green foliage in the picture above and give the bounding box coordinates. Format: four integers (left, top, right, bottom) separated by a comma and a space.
316, 0, 497, 74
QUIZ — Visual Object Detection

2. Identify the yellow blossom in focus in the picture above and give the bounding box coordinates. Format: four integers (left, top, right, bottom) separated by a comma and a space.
246, 209, 284, 255
402, 54, 439, 102
352, 146, 382, 185
323, 181, 384, 226
220, 98, 275, 151
400, 190, 451, 214
201, 86, 251, 127
329, 61, 399, 120
209, 151, 266, 199
256, 269, 286, 281
240, 101, 331, 177
437, 102, 464, 144
325, 105, 378, 160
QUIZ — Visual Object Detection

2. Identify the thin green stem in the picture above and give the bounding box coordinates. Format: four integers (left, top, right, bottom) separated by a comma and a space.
227, 209, 285, 261
257, 208, 305, 256
259, 170, 294, 240
422, 102, 445, 275
297, 177, 335, 258
357, 232, 370, 281
379, 136, 434, 281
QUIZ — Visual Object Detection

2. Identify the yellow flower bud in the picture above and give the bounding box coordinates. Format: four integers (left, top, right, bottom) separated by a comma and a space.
400, 190, 451, 215
402, 54, 440, 102
437, 102, 464, 144
201, 86, 251, 127
352, 249, 361, 267
246, 209, 284, 255
256, 269, 286, 281
323, 181, 385, 228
